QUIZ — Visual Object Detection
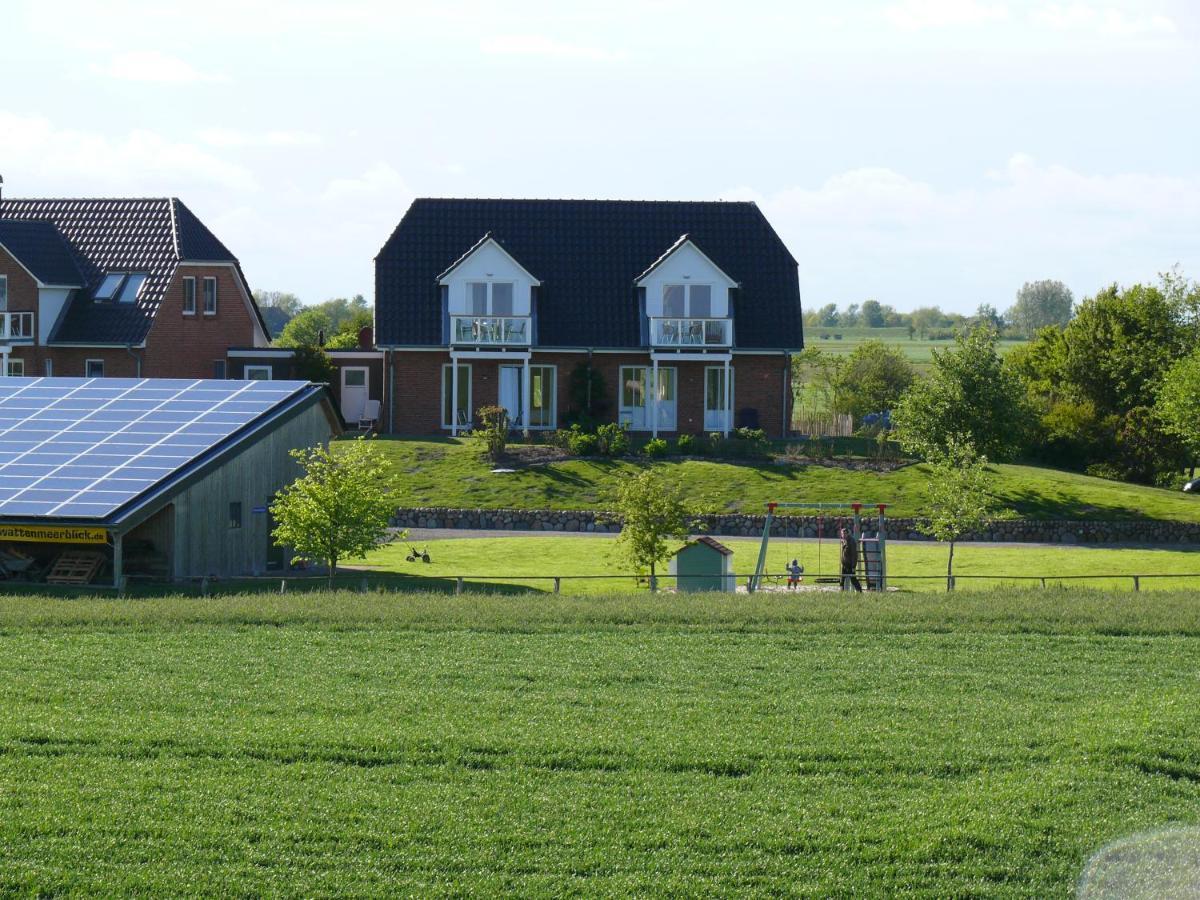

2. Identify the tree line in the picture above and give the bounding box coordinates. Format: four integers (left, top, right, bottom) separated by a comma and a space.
800, 268, 1200, 489
805, 279, 1074, 339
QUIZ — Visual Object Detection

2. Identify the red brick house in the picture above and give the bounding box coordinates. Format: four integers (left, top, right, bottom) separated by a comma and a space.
374, 199, 804, 437
0, 195, 269, 379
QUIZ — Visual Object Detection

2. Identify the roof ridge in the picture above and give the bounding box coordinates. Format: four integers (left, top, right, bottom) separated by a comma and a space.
411, 196, 759, 205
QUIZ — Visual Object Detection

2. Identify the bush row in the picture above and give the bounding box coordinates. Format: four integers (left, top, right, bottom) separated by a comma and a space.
548, 424, 772, 459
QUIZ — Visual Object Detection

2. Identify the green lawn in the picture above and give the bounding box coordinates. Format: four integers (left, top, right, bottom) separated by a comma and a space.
366, 437, 1200, 523
1, 591, 1198, 895
352, 535, 1200, 593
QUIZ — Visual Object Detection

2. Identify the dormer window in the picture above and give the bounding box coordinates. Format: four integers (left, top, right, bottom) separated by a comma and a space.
467, 281, 514, 316
663, 284, 711, 318
117, 273, 146, 303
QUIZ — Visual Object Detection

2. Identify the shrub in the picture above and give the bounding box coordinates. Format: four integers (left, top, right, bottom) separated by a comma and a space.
595, 422, 630, 457
1085, 462, 1124, 482
642, 437, 669, 458
675, 433, 698, 455
571, 432, 598, 456
472, 405, 509, 461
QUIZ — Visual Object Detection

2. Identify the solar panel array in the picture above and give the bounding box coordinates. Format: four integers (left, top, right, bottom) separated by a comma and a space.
0, 378, 311, 520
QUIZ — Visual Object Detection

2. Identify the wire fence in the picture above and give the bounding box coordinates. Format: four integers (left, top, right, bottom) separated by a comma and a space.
8, 569, 1197, 598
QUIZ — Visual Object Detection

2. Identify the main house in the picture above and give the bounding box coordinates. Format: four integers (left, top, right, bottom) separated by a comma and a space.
0, 192, 269, 380
375, 199, 804, 437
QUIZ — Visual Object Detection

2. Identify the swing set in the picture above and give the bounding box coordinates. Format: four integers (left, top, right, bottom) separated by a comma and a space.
748, 502, 888, 593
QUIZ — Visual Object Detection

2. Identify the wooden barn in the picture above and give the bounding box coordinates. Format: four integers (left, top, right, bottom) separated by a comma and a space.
669, 536, 735, 593
0, 377, 340, 585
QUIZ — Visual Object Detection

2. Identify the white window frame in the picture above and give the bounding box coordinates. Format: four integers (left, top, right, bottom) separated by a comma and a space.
203, 277, 218, 315
6, 358, 23, 377
44, 358, 53, 377
183, 277, 197, 315
244, 365, 273, 381
704, 365, 735, 432
465, 281, 516, 316
529, 364, 557, 430
85, 359, 105, 378
619, 365, 676, 431
663, 283, 715, 318
441, 363, 472, 430
0, 274, 7, 310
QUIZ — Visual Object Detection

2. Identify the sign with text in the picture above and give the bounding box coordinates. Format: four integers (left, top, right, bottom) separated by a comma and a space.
0, 525, 108, 544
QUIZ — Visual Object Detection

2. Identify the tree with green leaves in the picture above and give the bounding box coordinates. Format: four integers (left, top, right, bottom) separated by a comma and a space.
1061, 280, 1190, 417
919, 438, 997, 591
275, 295, 374, 349
859, 299, 885, 328
831, 339, 915, 422
1005, 280, 1073, 336
614, 470, 690, 591
892, 326, 1030, 461
270, 438, 397, 588
1156, 348, 1200, 467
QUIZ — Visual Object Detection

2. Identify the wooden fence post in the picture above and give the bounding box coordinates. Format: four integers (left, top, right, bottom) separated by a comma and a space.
553, 577, 560, 594
1133, 575, 1140, 592
456, 577, 464, 595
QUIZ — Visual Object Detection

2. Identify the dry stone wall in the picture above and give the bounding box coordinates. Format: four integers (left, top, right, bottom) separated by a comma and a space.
393, 507, 1200, 545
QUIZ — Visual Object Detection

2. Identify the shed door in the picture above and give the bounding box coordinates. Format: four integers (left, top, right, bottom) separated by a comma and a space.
341, 367, 369, 422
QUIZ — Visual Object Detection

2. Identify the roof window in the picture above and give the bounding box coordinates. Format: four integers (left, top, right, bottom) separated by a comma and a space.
94, 273, 125, 300
117, 273, 147, 303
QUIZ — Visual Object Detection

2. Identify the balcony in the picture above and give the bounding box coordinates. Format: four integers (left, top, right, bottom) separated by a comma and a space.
451, 316, 530, 346
0, 312, 35, 343
651, 317, 731, 347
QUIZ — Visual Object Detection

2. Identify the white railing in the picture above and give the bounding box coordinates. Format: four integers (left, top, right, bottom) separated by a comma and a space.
0, 312, 34, 342
651, 317, 731, 347
451, 316, 530, 346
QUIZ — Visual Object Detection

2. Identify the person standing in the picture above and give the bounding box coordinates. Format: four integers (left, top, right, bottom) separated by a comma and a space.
839, 527, 863, 593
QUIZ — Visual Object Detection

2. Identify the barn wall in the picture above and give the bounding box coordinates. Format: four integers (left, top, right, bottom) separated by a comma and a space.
171, 402, 335, 578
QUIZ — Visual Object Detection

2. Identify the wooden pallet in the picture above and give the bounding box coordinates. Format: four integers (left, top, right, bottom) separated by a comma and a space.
45, 551, 106, 585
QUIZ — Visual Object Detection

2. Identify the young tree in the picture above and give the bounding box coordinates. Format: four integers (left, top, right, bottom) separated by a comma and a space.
919, 438, 997, 590
614, 470, 690, 590
831, 340, 915, 421
271, 438, 397, 588
1005, 280, 1074, 336
859, 299, 885, 328
892, 325, 1030, 461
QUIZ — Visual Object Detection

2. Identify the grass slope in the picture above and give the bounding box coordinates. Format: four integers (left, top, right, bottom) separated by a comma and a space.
803, 326, 1028, 368
370, 438, 1200, 523
354, 535, 1200, 593
0, 591, 1198, 896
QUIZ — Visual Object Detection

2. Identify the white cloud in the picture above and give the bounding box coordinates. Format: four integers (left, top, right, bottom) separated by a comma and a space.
198, 128, 322, 149
883, 0, 1009, 30
320, 163, 411, 204
92, 50, 229, 84
0, 110, 258, 193
1032, 3, 1177, 36
479, 34, 626, 62
730, 155, 1200, 309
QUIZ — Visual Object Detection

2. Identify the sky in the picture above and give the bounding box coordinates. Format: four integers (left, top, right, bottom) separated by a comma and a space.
1, 0, 1197, 315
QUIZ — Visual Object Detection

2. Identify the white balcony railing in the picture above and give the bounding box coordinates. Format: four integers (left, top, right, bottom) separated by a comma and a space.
451, 315, 530, 346
0, 312, 35, 342
651, 317, 731, 347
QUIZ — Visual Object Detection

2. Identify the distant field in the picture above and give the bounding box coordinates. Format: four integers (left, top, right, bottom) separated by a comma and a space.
1, 591, 1198, 895
803, 326, 1028, 368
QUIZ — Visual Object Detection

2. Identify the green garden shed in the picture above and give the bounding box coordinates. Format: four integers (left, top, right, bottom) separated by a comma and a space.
669, 536, 735, 593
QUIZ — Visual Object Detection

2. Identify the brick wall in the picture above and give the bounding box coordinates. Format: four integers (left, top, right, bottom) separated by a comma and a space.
143, 265, 261, 379
385, 349, 793, 437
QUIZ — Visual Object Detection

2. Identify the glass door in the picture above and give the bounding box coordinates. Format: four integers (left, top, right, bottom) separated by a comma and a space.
705, 366, 732, 432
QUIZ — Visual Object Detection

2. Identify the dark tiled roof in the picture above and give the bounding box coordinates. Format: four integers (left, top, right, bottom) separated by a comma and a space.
691, 536, 734, 556
0, 198, 259, 345
375, 199, 803, 349
0, 220, 84, 286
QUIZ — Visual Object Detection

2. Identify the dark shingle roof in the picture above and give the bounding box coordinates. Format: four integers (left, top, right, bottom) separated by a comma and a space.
0, 220, 84, 286
0, 198, 258, 345
375, 199, 803, 349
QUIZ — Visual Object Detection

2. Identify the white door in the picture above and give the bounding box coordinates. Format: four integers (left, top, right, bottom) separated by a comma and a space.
653, 368, 677, 431
705, 367, 733, 431
499, 366, 522, 427
341, 367, 369, 422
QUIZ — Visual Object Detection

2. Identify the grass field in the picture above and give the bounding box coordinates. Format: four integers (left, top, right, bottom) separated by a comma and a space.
803, 326, 1028, 368
351, 534, 1200, 593
1, 591, 1198, 895
367, 438, 1200, 523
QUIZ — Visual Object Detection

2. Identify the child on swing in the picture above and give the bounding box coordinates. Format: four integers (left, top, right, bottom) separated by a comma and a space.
787, 558, 804, 589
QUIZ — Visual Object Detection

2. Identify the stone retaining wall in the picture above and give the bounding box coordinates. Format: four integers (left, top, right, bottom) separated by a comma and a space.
393, 507, 1200, 545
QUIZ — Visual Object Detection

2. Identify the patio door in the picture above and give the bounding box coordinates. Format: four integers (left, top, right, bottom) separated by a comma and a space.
704, 366, 733, 432
499, 365, 523, 427
340, 367, 369, 423
620, 366, 676, 431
